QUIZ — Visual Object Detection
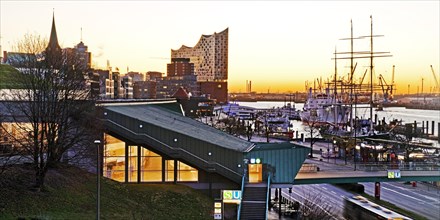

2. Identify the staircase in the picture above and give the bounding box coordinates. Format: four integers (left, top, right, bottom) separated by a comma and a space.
240, 184, 268, 220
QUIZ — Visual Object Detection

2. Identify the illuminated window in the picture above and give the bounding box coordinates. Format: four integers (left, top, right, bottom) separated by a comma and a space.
165, 160, 198, 182
128, 146, 137, 182
140, 148, 162, 182
103, 133, 125, 182
165, 160, 175, 182
177, 161, 198, 181
248, 164, 262, 183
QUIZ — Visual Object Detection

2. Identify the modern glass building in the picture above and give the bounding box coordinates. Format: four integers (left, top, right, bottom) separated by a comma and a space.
171, 28, 228, 82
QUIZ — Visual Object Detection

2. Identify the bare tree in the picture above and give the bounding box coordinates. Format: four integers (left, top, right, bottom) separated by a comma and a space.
390, 123, 421, 162
0, 33, 99, 190
299, 190, 336, 220
303, 111, 321, 158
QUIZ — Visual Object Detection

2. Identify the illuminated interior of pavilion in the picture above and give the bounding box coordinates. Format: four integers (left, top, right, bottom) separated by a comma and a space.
103, 133, 198, 183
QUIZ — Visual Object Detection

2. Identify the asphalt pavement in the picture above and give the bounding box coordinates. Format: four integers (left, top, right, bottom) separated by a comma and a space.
362, 181, 440, 220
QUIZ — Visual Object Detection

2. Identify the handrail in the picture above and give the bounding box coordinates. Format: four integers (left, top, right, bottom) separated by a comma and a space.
237, 174, 245, 220
103, 118, 243, 179
265, 174, 271, 220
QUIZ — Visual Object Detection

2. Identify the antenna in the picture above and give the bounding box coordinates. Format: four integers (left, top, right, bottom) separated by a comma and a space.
81, 27, 83, 42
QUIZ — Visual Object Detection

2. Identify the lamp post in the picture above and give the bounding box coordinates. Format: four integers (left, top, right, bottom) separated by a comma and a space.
344, 139, 348, 165
94, 139, 101, 220
208, 152, 212, 197
355, 145, 360, 171
327, 140, 330, 163
333, 139, 337, 164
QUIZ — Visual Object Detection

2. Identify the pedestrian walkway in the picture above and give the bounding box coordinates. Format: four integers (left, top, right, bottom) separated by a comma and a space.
267, 209, 294, 220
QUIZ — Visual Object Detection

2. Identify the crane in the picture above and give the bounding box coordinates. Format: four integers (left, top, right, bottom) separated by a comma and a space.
430, 65, 439, 94
378, 74, 391, 103
390, 65, 395, 100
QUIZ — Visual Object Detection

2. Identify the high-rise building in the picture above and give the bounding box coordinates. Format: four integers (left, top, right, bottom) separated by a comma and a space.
156, 75, 200, 99
126, 71, 144, 82
170, 28, 229, 103
97, 69, 114, 99
133, 81, 156, 99
121, 75, 133, 99
146, 71, 163, 80
166, 58, 195, 77
74, 41, 91, 70
171, 28, 228, 82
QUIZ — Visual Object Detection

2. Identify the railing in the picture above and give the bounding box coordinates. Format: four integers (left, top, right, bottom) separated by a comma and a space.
104, 119, 243, 181
265, 174, 271, 220
237, 174, 246, 220
356, 161, 440, 171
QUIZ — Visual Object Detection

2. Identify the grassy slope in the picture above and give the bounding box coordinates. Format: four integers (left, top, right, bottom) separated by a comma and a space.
0, 165, 213, 220
0, 64, 21, 89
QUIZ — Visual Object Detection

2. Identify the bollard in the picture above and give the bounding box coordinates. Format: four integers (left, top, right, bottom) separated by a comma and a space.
374, 182, 381, 200
438, 123, 440, 143
432, 121, 435, 135
422, 121, 425, 134
414, 121, 417, 133
426, 121, 429, 134
374, 114, 378, 125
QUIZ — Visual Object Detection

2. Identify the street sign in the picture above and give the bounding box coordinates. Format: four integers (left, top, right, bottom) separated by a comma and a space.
213, 213, 222, 220
387, 170, 401, 179
222, 190, 242, 204
213, 201, 222, 220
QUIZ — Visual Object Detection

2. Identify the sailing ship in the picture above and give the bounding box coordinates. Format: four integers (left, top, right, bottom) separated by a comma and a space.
301, 16, 393, 139
300, 87, 351, 126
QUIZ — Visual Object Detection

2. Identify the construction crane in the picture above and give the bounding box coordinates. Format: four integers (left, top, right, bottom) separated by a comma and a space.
430, 65, 439, 94
390, 65, 395, 100
378, 74, 391, 103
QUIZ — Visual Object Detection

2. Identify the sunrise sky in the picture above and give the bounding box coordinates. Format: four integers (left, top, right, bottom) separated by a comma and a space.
1, 1, 439, 94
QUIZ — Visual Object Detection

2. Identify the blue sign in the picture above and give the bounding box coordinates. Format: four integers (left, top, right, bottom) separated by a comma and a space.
387, 170, 401, 179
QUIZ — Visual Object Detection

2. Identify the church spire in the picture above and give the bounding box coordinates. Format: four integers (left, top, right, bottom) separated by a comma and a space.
45, 10, 62, 67
47, 10, 61, 52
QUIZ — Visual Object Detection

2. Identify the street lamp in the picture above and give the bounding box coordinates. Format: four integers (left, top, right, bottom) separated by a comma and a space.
94, 139, 101, 220
327, 140, 330, 163
333, 139, 337, 164
355, 145, 361, 171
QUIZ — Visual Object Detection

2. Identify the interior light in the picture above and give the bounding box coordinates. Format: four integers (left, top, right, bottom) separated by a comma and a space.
250, 158, 255, 164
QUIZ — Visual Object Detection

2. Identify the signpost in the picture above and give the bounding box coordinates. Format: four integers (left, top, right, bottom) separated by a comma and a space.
213, 201, 222, 220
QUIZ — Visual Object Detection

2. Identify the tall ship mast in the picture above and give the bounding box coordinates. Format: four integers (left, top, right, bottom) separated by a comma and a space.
302, 16, 392, 138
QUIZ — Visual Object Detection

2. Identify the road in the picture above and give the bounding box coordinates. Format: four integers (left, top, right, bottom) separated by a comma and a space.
362, 181, 440, 220
270, 182, 440, 220
271, 183, 352, 219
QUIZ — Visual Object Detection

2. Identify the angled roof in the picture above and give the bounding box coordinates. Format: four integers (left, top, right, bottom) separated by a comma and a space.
171, 28, 228, 51
47, 13, 61, 52
102, 101, 254, 152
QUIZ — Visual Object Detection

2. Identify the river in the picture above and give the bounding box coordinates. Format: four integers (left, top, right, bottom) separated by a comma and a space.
235, 101, 440, 146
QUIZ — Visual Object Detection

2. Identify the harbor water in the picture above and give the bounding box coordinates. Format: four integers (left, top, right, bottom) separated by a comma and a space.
235, 101, 440, 146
